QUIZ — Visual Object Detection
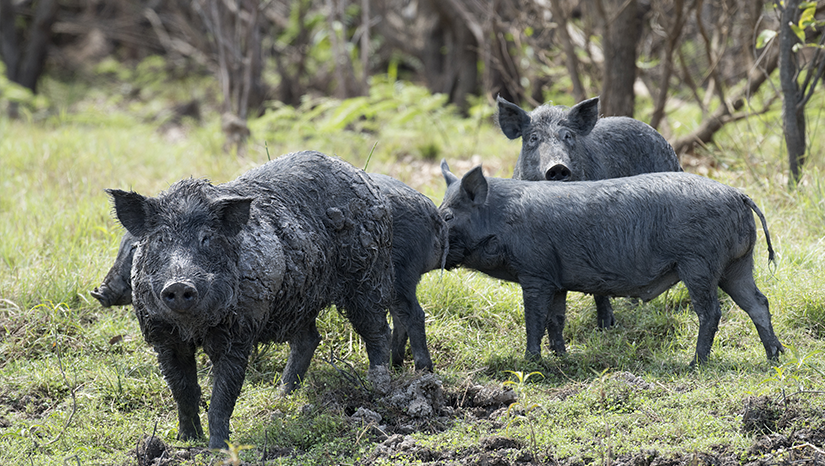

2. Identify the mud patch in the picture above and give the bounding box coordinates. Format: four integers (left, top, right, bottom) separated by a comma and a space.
742, 395, 780, 434
126, 373, 825, 466
135, 435, 171, 466
0, 392, 55, 418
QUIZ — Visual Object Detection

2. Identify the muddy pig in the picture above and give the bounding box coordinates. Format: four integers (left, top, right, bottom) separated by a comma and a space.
93, 173, 447, 374
439, 160, 783, 366
371, 174, 448, 372
105, 151, 393, 449
497, 95, 682, 329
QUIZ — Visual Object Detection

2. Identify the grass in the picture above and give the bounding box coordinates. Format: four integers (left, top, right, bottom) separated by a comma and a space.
1, 63, 824, 465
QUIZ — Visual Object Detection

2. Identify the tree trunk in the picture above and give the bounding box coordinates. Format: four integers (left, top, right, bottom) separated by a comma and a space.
778, 0, 806, 184
550, 0, 586, 103
326, 0, 362, 98
650, 0, 687, 130
0, 0, 58, 118
0, 0, 59, 90
18, 0, 58, 92
599, 0, 641, 117
421, 0, 479, 112
0, 0, 20, 83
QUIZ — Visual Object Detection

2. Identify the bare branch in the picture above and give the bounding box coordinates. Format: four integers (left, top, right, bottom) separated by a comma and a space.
677, 47, 706, 114
41, 338, 77, 448
671, 49, 779, 154
799, 31, 825, 108
651, 0, 690, 129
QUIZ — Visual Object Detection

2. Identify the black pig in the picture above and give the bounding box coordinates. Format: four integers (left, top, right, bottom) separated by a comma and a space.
90, 231, 136, 307
106, 151, 393, 449
93, 173, 446, 373
439, 161, 783, 366
497, 96, 681, 182
497, 96, 682, 328
371, 174, 447, 372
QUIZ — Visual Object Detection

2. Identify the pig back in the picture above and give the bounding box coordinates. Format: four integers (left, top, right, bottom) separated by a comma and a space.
492, 172, 759, 296
582, 117, 681, 180
371, 173, 448, 277
227, 151, 395, 343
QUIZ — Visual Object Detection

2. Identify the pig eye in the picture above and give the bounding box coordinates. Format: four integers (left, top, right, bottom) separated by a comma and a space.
200, 234, 211, 247
442, 210, 454, 222
527, 133, 540, 145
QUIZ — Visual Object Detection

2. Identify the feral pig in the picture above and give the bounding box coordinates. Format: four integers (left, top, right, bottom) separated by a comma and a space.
90, 231, 136, 307
93, 173, 447, 373
105, 151, 394, 449
371, 173, 448, 372
497, 96, 683, 328
497, 95, 681, 182
439, 160, 783, 366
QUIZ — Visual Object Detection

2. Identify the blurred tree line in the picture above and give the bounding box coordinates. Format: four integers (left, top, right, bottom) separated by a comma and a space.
1, 0, 823, 181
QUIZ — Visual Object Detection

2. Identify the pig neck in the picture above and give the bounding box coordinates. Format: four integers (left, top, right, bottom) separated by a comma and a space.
462, 187, 519, 283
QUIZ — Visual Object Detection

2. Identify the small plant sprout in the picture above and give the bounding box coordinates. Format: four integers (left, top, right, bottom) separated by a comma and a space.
503, 370, 545, 462
217, 441, 254, 466
759, 344, 824, 404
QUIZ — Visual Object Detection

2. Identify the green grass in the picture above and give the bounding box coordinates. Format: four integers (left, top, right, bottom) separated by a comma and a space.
1, 65, 824, 465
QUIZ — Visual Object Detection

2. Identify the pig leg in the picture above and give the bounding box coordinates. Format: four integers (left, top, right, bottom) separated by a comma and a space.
282, 321, 322, 394
593, 295, 615, 328
153, 338, 204, 442
522, 280, 558, 360
545, 290, 568, 355
390, 321, 409, 368
346, 309, 391, 369
203, 337, 254, 449
719, 256, 784, 361
390, 289, 433, 371
356, 320, 392, 369
681, 269, 723, 365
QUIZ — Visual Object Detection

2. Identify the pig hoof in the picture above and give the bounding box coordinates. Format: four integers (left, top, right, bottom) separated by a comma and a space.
524, 351, 542, 362
767, 344, 785, 361
414, 362, 434, 373
597, 317, 615, 329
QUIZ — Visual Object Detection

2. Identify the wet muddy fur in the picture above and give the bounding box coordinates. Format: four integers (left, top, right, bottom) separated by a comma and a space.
106, 151, 394, 448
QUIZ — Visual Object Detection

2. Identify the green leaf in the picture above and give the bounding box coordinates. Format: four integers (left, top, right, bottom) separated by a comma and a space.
790, 22, 806, 43
756, 29, 777, 49
800, 5, 817, 28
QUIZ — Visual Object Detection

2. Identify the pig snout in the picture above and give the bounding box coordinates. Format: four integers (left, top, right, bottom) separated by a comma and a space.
545, 164, 571, 181
161, 280, 199, 312
91, 277, 132, 307
90, 286, 114, 307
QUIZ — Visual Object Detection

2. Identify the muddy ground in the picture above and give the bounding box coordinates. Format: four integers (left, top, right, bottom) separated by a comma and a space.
132, 370, 825, 466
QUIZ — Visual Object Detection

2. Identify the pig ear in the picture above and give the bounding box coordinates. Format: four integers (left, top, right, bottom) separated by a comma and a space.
565, 96, 600, 136
496, 95, 531, 140
213, 197, 253, 236
441, 159, 459, 186
107, 189, 151, 237
460, 166, 488, 206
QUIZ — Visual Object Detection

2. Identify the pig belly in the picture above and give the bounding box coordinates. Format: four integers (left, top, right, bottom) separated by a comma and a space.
567, 269, 681, 302
618, 270, 681, 301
